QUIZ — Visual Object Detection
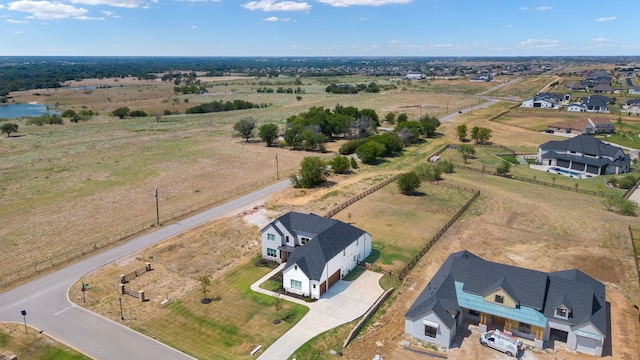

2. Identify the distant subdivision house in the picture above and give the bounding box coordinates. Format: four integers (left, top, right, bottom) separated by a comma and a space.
261, 212, 371, 299
405, 73, 426, 80
537, 135, 630, 176
546, 118, 614, 135
521, 92, 562, 108
470, 74, 492, 82
580, 95, 613, 113
404, 250, 607, 356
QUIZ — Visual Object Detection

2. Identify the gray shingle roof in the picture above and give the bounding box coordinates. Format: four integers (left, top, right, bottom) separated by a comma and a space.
278, 212, 367, 280
405, 251, 607, 336
540, 135, 622, 158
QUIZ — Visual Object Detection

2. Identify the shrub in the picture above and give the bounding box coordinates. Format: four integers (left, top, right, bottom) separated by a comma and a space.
355, 141, 386, 164
330, 156, 350, 174
339, 138, 368, 155
397, 171, 422, 195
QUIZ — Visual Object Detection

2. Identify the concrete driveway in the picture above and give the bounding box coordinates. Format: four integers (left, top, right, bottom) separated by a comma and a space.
252, 268, 384, 360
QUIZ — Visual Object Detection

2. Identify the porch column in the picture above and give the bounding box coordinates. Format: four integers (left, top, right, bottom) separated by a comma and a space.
504, 319, 512, 333
478, 313, 487, 332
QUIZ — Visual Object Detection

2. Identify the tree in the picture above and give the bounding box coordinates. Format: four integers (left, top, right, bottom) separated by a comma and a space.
355, 141, 386, 164
437, 159, 454, 173
291, 157, 328, 188
233, 117, 256, 142
258, 123, 279, 147
384, 112, 396, 124
458, 144, 476, 164
397, 113, 408, 123
419, 115, 441, 137
456, 124, 467, 140
415, 163, 442, 181
330, 156, 350, 174
199, 275, 211, 303
471, 126, 492, 144
350, 157, 358, 169
111, 107, 130, 119
397, 171, 422, 195
477, 127, 492, 143
1, 122, 19, 137
496, 160, 511, 175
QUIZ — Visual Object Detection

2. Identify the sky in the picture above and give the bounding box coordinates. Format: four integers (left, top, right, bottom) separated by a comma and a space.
0, 0, 639, 57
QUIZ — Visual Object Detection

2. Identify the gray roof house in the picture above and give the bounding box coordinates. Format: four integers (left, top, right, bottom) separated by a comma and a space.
405, 251, 607, 356
261, 212, 371, 299
537, 135, 630, 176
580, 95, 613, 113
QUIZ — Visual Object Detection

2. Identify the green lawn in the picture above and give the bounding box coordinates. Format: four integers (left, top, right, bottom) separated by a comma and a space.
0, 324, 89, 360
130, 258, 309, 360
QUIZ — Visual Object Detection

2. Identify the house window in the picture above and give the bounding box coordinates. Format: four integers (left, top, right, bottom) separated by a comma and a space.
267, 234, 275, 242
555, 307, 569, 319
424, 325, 437, 338
294, 265, 298, 270
301, 237, 309, 245
494, 295, 504, 304
468, 309, 480, 317
291, 279, 302, 290
518, 322, 531, 334
343, 249, 346, 256
267, 248, 277, 257
313, 284, 316, 289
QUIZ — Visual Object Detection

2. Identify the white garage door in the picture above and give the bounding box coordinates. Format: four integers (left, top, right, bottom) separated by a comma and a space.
576, 336, 597, 355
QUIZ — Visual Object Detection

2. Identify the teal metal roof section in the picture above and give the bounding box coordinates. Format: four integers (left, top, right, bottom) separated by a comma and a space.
573, 329, 602, 341
455, 282, 547, 327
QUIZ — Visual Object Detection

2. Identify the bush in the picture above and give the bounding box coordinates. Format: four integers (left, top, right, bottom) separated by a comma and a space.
616, 175, 637, 189
129, 110, 148, 117
415, 163, 442, 181
397, 171, 422, 195
339, 138, 368, 155
330, 156, 350, 174
355, 141, 386, 164
437, 159, 454, 173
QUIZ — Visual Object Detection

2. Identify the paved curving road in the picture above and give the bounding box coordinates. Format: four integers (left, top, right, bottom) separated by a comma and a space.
0, 180, 291, 359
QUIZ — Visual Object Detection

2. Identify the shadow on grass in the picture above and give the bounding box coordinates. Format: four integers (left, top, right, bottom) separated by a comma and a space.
364, 249, 381, 264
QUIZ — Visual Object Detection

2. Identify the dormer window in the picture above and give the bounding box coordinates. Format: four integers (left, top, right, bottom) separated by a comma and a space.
555, 307, 569, 319
301, 237, 309, 245
494, 295, 504, 304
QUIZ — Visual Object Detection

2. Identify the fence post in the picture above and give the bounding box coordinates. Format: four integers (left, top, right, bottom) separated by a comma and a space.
120, 283, 125, 295
139, 290, 145, 302
120, 274, 126, 284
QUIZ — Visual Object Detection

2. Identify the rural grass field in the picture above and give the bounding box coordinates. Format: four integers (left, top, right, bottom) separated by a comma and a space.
0, 323, 89, 360
0, 75, 482, 287
4, 71, 640, 359
331, 182, 475, 273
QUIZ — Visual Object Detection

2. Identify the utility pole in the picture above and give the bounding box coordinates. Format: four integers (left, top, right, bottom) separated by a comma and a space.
154, 188, 160, 226
276, 153, 279, 180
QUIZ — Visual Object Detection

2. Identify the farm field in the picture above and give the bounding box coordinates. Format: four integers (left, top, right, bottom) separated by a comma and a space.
2, 68, 639, 360
0, 75, 482, 288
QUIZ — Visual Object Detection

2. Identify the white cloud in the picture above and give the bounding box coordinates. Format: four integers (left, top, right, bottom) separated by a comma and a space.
595, 16, 616, 22
7, 18, 28, 23
518, 38, 560, 49
520, 6, 552, 11
264, 16, 291, 21
102, 10, 113, 15
70, 0, 146, 8
191, 25, 197, 28
0, 4, 5, 9
242, 0, 311, 11
592, 37, 607, 42
317, 0, 410, 6
8, 0, 89, 19
76, 15, 104, 20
